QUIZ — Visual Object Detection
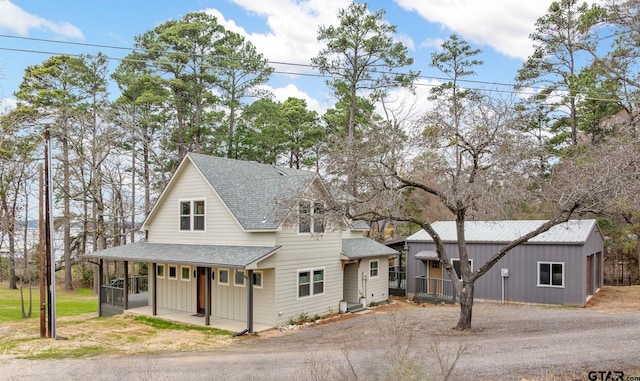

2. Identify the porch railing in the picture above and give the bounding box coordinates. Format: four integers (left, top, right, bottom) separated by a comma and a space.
415, 275, 456, 302
389, 270, 406, 289
100, 285, 125, 308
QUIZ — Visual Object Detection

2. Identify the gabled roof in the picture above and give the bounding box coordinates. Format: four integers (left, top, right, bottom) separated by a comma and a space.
407, 219, 600, 245
348, 220, 371, 231
85, 241, 279, 269
145, 153, 319, 231
342, 238, 399, 259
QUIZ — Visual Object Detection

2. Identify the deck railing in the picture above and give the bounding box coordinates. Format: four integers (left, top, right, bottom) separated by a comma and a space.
100, 285, 125, 307
415, 275, 456, 302
389, 270, 406, 289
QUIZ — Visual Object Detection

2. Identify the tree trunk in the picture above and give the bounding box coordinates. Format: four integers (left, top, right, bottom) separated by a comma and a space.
63, 134, 73, 290
455, 281, 474, 330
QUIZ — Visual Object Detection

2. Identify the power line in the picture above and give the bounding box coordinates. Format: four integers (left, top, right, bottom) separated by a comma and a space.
0, 34, 637, 105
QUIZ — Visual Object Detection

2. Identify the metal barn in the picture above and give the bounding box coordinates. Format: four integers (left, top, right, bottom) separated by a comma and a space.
405, 220, 604, 306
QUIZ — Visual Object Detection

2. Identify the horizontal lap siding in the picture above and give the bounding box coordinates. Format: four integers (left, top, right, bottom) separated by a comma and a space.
273, 230, 343, 326
147, 161, 275, 246
360, 258, 389, 304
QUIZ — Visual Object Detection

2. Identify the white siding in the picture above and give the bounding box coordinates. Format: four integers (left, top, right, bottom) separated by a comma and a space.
360, 257, 389, 304
273, 229, 343, 325
155, 263, 196, 312
211, 268, 276, 326
146, 161, 275, 246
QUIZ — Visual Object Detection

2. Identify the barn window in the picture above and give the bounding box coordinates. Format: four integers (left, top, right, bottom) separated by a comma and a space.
537, 262, 564, 287
451, 259, 473, 280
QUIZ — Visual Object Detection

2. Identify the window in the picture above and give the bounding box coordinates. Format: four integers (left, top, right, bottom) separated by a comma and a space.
431, 261, 440, 269
369, 260, 379, 278
179, 200, 205, 231
181, 266, 191, 281
168, 265, 177, 279
298, 268, 324, 298
252, 271, 263, 288
156, 264, 165, 278
218, 269, 229, 285
452, 259, 473, 280
234, 270, 245, 286
538, 262, 564, 287
299, 201, 324, 233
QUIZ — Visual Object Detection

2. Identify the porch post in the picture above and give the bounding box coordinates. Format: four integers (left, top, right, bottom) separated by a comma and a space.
123, 260, 129, 310
98, 259, 103, 317
205, 267, 211, 326
246, 269, 253, 333
151, 263, 157, 316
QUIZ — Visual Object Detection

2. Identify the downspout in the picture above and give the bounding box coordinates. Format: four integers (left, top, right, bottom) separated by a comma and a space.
151, 262, 157, 316
247, 269, 254, 333
98, 259, 103, 317
205, 267, 211, 326
124, 260, 129, 310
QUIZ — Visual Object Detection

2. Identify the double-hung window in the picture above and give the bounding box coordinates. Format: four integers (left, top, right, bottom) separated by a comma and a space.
538, 262, 564, 287
180, 200, 205, 231
299, 202, 325, 233
298, 269, 324, 298
369, 260, 379, 278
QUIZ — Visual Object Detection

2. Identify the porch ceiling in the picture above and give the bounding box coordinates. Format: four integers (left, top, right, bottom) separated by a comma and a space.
85, 240, 280, 269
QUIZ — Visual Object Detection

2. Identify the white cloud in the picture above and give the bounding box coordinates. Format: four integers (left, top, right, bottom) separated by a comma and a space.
0, 0, 83, 39
0, 96, 17, 114
394, 0, 597, 60
208, 0, 350, 67
267, 83, 328, 115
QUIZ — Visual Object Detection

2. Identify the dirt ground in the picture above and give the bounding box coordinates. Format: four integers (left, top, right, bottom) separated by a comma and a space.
1, 286, 639, 380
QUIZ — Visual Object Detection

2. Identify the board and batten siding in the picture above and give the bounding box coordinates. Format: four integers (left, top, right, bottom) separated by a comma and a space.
272, 229, 343, 326
155, 264, 196, 312
211, 267, 276, 326
146, 160, 275, 246
408, 230, 603, 306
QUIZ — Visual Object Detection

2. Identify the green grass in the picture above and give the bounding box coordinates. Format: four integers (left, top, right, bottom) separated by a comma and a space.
19, 345, 107, 360
0, 283, 97, 324
132, 315, 232, 335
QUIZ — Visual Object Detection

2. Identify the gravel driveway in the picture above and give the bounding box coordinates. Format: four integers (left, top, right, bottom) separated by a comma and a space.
2, 301, 640, 381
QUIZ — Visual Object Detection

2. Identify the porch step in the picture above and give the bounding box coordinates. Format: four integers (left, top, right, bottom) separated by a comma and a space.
346, 303, 366, 313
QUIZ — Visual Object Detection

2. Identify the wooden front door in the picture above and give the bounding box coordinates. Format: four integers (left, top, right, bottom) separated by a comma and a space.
197, 267, 207, 314
428, 260, 443, 294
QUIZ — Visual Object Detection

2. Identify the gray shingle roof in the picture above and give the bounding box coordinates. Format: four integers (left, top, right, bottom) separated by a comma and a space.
85, 241, 280, 268
406, 219, 598, 244
188, 153, 317, 230
342, 238, 399, 259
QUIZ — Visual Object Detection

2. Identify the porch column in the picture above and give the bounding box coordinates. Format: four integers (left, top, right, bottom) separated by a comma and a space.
246, 269, 254, 333
151, 263, 157, 316
98, 259, 103, 317
123, 260, 129, 310
205, 267, 211, 326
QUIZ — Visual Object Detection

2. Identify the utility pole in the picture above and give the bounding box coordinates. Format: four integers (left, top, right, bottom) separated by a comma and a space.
38, 163, 46, 338
43, 127, 56, 338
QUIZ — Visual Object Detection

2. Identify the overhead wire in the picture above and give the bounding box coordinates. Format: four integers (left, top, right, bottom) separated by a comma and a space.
0, 33, 637, 105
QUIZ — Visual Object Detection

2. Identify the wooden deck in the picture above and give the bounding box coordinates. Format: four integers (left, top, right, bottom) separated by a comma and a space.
413, 276, 457, 304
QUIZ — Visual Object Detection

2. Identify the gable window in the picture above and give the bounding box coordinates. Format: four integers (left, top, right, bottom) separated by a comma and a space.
156, 264, 165, 278
181, 266, 191, 281
218, 269, 229, 285
369, 260, 379, 278
298, 268, 324, 298
538, 262, 564, 287
168, 265, 177, 280
451, 259, 473, 280
299, 202, 325, 234
179, 200, 205, 231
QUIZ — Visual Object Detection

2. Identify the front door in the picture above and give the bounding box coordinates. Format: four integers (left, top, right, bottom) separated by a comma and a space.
197, 267, 207, 314
428, 260, 443, 294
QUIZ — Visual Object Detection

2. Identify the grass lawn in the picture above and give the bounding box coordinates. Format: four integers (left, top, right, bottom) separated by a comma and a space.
0, 281, 233, 360
0, 282, 97, 324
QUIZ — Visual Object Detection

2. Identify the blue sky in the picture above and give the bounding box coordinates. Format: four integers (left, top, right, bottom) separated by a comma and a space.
0, 0, 592, 115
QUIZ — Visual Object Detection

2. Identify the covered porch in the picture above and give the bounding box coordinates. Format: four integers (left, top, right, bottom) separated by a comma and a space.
413, 250, 456, 304
86, 240, 280, 334
124, 304, 273, 333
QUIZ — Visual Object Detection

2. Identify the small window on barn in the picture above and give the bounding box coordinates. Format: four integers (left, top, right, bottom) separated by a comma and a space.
157, 264, 165, 278
537, 262, 564, 287
451, 259, 473, 280
168, 265, 177, 279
